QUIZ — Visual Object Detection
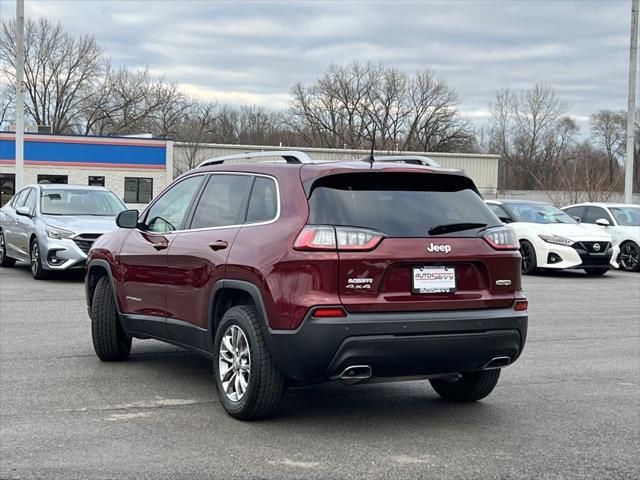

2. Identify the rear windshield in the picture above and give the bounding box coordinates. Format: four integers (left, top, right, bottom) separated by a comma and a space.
307, 172, 500, 237
41, 189, 126, 216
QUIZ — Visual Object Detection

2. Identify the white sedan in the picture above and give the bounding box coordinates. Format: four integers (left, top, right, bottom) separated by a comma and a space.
486, 200, 619, 276
562, 202, 640, 272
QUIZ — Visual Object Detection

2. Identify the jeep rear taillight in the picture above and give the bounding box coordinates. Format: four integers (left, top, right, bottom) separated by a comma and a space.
294, 225, 384, 251
482, 227, 519, 250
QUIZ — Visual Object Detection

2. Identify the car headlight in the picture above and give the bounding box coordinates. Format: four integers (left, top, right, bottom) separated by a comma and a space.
46, 226, 75, 240
538, 234, 575, 246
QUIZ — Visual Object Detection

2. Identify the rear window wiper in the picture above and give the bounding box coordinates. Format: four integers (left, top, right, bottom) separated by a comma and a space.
428, 222, 488, 235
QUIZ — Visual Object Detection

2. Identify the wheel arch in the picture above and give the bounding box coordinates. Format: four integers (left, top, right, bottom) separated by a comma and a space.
86, 259, 120, 312
208, 280, 276, 357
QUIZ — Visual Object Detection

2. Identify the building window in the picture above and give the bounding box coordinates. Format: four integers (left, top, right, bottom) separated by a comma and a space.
88, 176, 105, 187
124, 177, 153, 204
38, 174, 68, 184
0, 173, 15, 207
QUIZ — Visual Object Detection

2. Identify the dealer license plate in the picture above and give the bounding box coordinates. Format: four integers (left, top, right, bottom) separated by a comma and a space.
412, 266, 456, 294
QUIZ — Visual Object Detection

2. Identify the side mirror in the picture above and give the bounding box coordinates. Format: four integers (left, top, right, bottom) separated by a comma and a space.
499, 216, 512, 224
15, 205, 31, 217
116, 209, 139, 229
572, 216, 581, 223
595, 218, 610, 227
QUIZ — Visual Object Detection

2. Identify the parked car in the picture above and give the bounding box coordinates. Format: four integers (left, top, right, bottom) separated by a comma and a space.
561, 202, 640, 272
85, 151, 528, 420
0, 184, 126, 279
486, 199, 619, 276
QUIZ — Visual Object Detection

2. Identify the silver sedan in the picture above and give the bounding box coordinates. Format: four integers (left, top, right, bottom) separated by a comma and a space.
0, 184, 126, 279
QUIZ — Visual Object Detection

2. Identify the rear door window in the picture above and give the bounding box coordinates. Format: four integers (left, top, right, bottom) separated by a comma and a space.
584, 207, 613, 224
307, 172, 499, 237
190, 174, 252, 229
246, 177, 278, 224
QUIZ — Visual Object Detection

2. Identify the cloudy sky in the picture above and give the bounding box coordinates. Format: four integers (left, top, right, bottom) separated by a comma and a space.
0, 0, 634, 132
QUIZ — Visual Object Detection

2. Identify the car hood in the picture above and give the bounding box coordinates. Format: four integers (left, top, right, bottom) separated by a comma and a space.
42, 215, 118, 234
511, 222, 612, 241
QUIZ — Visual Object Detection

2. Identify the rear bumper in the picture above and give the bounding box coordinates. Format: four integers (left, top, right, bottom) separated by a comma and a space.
267, 307, 528, 382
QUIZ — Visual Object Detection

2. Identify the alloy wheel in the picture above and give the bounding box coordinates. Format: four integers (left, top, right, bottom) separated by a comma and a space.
31, 242, 40, 276
218, 325, 251, 402
619, 242, 639, 271
520, 243, 532, 273
0, 231, 5, 262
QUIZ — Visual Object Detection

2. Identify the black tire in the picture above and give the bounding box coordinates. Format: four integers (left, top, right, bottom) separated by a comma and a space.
0, 230, 16, 267
519, 240, 537, 275
430, 369, 501, 402
213, 305, 284, 420
584, 267, 608, 276
619, 241, 640, 272
30, 238, 48, 280
91, 276, 131, 361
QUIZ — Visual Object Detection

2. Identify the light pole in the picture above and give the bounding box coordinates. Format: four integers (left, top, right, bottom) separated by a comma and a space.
625, 0, 639, 203
15, 0, 25, 190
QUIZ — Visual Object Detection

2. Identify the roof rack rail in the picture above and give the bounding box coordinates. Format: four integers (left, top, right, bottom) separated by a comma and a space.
361, 155, 441, 167
197, 150, 314, 168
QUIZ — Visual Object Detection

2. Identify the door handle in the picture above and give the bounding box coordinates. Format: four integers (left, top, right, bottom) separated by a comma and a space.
209, 240, 229, 251
153, 242, 169, 251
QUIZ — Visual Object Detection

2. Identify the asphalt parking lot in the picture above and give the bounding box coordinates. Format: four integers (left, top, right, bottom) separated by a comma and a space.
0, 265, 639, 480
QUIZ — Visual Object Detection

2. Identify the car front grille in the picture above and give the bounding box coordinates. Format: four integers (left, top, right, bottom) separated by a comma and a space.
72, 234, 102, 255
572, 241, 612, 266
573, 241, 611, 255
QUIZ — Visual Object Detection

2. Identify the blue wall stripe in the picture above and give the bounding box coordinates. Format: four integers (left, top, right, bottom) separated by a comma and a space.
0, 139, 166, 166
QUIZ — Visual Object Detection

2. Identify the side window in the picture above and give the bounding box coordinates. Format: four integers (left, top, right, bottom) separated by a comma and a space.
11, 189, 29, 208
246, 177, 278, 224
190, 175, 252, 229
23, 189, 37, 213
143, 176, 204, 233
564, 206, 585, 221
488, 204, 510, 221
584, 207, 613, 224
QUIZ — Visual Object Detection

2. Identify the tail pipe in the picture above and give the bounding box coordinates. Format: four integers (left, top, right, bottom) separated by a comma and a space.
337, 365, 372, 385
483, 356, 511, 370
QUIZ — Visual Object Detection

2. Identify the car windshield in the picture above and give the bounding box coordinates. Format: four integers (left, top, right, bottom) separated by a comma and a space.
610, 206, 640, 226
41, 189, 126, 216
507, 204, 576, 224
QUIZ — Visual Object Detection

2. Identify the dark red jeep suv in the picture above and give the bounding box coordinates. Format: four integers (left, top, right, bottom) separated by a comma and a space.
85, 151, 528, 420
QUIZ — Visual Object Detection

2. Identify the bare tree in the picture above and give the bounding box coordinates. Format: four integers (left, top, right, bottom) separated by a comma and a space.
79, 67, 183, 136
490, 84, 575, 190
0, 82, 12, 128
290, 61, 474, 152
590, 110, 625, 185
0, 18, 105, 133
173, 101, 219, 175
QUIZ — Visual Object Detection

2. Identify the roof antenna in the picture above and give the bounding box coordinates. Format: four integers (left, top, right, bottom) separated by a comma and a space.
368, 123, 377, 166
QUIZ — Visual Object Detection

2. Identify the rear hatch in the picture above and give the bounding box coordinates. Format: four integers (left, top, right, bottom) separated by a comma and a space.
299, 170, 521, 313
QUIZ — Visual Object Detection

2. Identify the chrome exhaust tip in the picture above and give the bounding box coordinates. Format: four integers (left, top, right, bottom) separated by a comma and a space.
337, 365, 372, 385
483, 356, 511, 370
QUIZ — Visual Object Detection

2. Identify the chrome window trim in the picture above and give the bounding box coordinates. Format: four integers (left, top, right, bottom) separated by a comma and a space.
137, 172, 281, 235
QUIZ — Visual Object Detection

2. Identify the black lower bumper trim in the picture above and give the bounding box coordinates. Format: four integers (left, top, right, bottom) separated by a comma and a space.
267, 307, 528, 382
